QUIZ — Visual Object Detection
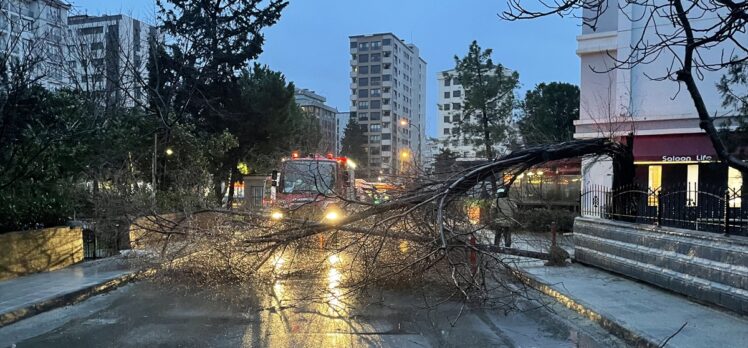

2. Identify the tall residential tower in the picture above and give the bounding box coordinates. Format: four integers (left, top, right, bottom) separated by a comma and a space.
349, 33, 426, 178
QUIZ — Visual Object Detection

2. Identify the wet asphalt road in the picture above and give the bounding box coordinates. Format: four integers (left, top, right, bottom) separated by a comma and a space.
0, 260, 627, 348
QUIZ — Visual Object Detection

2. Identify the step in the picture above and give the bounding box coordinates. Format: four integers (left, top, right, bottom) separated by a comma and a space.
575, 218, 748, 267
575, 233, 748, 289
575, 247, 748, 315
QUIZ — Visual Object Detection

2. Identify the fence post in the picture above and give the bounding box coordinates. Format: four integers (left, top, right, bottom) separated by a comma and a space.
724, 189, 731, 236
656, 190, 663, 226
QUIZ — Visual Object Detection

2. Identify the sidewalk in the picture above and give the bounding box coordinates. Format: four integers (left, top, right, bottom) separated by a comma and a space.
0, 256, 140, 327
508, 233, 748, 348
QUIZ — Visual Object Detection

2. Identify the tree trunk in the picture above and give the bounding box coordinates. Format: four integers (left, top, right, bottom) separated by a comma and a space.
226, 163, 239, 209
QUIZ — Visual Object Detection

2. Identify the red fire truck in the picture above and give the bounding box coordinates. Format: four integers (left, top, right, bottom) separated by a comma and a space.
268, 152, 356, 223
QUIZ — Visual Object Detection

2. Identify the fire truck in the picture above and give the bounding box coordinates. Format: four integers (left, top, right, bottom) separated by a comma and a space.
267, 152, 356, 223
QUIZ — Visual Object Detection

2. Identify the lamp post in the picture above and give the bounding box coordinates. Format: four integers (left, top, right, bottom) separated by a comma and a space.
399, 118, 421, 165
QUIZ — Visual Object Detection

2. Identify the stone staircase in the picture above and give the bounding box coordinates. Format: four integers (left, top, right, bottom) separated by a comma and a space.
573, 217, 748, 315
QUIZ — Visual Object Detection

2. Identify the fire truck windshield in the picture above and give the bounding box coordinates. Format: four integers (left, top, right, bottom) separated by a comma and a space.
281, 160, 336, 195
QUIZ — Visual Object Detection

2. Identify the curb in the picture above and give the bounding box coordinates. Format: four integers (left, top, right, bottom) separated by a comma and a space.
0, 268, 154, 328
513, 267, 661, 348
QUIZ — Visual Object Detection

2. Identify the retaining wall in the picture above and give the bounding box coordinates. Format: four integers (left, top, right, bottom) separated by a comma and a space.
0, 227, 83, 281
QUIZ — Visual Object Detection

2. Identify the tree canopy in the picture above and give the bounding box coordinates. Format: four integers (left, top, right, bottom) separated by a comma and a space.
453, 41, 520, 160
518, 82, 579, 146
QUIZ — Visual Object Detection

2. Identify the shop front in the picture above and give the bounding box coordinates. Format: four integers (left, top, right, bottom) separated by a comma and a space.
632, 134, 744, 194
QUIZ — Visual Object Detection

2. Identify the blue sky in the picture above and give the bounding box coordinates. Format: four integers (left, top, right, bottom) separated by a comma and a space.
71, 0, 581, 137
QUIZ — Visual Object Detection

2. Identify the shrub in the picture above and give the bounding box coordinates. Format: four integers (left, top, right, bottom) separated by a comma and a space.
514, 208, 578, 232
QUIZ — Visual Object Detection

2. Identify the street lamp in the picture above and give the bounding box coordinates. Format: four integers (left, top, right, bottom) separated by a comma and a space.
165, 148, 174, 156
399, 118, 421, 164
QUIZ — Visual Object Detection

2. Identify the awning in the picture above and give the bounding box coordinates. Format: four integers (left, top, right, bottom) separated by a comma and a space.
633, 134, 717, 163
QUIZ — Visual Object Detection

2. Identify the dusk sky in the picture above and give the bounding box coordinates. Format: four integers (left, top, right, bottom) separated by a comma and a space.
72, 0, 581, 137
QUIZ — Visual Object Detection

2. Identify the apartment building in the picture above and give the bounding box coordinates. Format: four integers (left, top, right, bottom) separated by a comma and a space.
0, 0, 71, 89
436, 69, 476, 159
575, 1, 746, 202
349, 33, 426, 178
67, 14, 156, 108
294, 88, 338, 155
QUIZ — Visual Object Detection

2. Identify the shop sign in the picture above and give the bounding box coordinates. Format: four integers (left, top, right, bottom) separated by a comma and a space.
661, 155, 714, 162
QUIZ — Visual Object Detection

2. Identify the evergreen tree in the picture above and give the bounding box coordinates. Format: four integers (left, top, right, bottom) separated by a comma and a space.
340, 118, 368, 167
518, 82, 579, 146
453, 41, 520, 160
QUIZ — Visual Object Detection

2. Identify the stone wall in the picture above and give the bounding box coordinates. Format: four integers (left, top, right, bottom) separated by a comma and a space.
574, 217, 748, 314
0, 227, 84, 281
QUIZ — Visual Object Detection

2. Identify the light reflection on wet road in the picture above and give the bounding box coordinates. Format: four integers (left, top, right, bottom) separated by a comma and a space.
2, 254, 626, 347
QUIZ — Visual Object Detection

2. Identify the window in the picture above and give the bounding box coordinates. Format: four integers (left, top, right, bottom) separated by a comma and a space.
453, 90, 461, 97
358, 112, 368, 121
80, 26, 104, 35
370, 112, 381, 120
687, 165, 699, 206
443, 104, 450, 111
383, 111, 390, 116
358, 101, 369, 109
359, 66, 369, 74
358, 42, 369, 51
382, 133, 391, 140
359, 77, 369, 86
382, 145, 391, 151
452, 115, 460, 123
382, 38, 391, 45
647, 165, 662, 206
452, 103, 461, 110
370, 135, 381, 142
371, 53, 381, 62
444, 116, 450, 122
443, 128, 450, 135
383, 98, 390, 105
370, 99, 381, 108
370, 124, 381, 132
444, 92, 450, 98
382, 74, 391, 81
452, 78, 459, 85
382, 122, 390, 128
350, 41, 357, 48
358, 89, 368, 98
444, 78, 451, 86
370, 65, 381, 74
371, 76, 381, 86
370, 88, 381, 97
359, 54, 369, 62
728, 167, 743, 208
371, 41, 381, 49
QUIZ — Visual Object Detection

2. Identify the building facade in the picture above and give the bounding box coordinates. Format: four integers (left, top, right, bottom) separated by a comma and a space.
336, 111, 350, 155
575, 1, 746, 208
67, 14, 156, 108
294, 88, 337, 155
436, 69, 476, 159
0, 0, 71, 89
349, 33, 426, 178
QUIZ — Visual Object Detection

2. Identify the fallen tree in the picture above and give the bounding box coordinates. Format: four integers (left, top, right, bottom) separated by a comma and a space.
130, 138, 631, 307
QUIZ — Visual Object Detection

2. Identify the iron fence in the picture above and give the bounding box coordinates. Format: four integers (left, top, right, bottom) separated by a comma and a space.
581, 183, 746, 236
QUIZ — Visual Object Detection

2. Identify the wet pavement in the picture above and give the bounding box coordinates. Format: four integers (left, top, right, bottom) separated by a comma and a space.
0, 253, 626, 348
0, 257, 133, 317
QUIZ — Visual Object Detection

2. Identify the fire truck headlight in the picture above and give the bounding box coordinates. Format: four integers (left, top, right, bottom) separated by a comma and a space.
324, 208, 343, 223
270, 211, 284, 220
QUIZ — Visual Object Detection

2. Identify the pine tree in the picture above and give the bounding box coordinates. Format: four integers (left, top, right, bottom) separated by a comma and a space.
453, 41, 520, 160
340, 118, 368, 168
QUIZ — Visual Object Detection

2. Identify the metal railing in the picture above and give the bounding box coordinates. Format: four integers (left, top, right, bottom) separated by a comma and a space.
581, 183, 745, 236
